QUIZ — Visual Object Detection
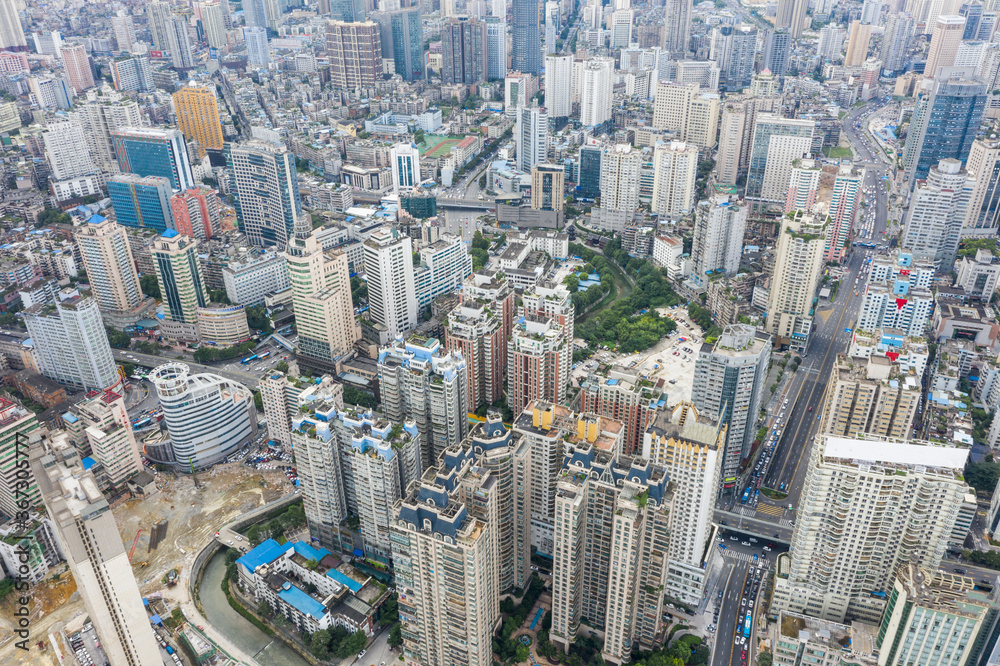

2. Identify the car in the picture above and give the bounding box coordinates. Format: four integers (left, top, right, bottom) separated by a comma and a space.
359, 650, 367, 658
762, 546, 772, 552
808, 406, 812, 411
730, 535, 738, 541
742, 541, 751, 546
955, 568, 967, 574
742, 650, 747, 660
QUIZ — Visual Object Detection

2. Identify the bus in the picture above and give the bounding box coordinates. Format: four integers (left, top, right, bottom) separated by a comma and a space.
241, 355, 259, 364
258, 351, 271, 359
133, 417, 152, 429
740, 488, 751, 504
743, 613, 752, 638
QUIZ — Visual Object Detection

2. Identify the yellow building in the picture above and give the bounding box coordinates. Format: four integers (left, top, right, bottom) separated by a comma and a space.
172, 83, 223, 157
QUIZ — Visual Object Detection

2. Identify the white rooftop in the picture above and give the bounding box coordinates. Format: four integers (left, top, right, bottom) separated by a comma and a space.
823, 435, 969, 470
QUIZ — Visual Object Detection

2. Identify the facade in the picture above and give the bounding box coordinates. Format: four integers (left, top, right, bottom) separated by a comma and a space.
0, 399, 40, 518
170, 188, 220, 240
689, 185, 748, 288
844, 20, 872, 67
225, 141, 303, 248
544, 54, 573, 118
63, 389, 142, 488
442, 16, 488, 85
964, 137, 1000, 236
371, 8, 424, 81
578, 58, 614, 127
515, 105, 549, 174
326, 21, 383, 90
62, 43, 94, 93
414, 234, 472, 308
75, 217, 145, 315
531, 164, 565, 212
390, 142, 420, 194
173, 84, 224, 158
925, 15, 966, 75
364, 227, 418, 339
0, 513, 62, 585
826, 164, 864, 261
651, 141, 698, 218
784, 158, 821, 213
196, 304, 251, 346
746, 114, 815, 202
43, 118, 97, 181
0, 0, 27, 49
776, 0, 808, 37
223, 251, 290, 306
857, 252, 936, 337
766, 210, 827, 347
580, 366, 663, 456
599, 144, 642, 218
109, 53, 154, 92
30, 432, 161, 666
508, 312, 571, 411
150, 362, 257, 468
244, 26, 270, 66
903, 158, 974, 271
512, 0, 540, 74
485, 16, 507, 81
903, 75, 987, 184
692, 325, 771, 486
24, 289, 121, 393
151, 230, 208, 324
107, 174, 175, 233
772, 434, 976, 624
651, 82, 720, 148
111, 127, 196, 192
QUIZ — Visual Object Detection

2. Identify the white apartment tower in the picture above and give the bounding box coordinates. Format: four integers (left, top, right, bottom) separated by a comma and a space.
363, 227, 418, 339
826, 164, 864, 262
544, 54, 574, 118
579, 58, 614, 126
390, 142, 421, 193
600, 144, 642, 213
44, 118, 97, 181
652, 81, 720, 148
784, 158, 822, 213
903, 158, 974, 271
516, 105, 549, 173
689, 184, 748, 288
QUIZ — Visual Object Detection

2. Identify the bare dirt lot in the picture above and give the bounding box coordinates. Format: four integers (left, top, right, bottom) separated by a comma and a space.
0, 463, 293, 665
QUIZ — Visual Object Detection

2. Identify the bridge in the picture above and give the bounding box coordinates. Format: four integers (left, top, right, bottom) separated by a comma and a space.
713, 509, 792, 546
434, 197, 495, 210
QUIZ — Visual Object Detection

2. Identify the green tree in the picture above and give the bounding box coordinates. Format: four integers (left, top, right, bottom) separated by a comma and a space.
344, 385, 377, 408
106, 326, 132, 349
0, 312, 21, 329
758, 651, 774, 666
472, 230, 490, 250
209, 288, 231, 304
122, 363, 136, 377
388, 622, 402, 647
246, 306, 273, 334
141, 274, 161, 299
966, 460, 1000, 494
275, 361, 289, 372
310, 629, 331, 658
254, 390, 263, 410
564, 275, 579, 292
471, 247, 489, 270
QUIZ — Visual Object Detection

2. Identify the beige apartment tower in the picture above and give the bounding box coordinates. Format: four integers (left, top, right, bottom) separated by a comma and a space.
766, 210, 827, 346
75, 217, 146, 314
531, 164, 565, 211
925, 15, 967, 77
820, 355, 920, 440
844, 20, 872, 67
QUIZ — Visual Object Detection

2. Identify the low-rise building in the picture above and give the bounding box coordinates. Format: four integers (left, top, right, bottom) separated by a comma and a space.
770, 611, 878, 666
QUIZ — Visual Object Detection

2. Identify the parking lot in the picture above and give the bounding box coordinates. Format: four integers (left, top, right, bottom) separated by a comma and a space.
67, 624, 108, 666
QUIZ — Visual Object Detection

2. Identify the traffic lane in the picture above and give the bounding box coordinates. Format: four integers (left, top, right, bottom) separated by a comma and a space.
716, 561, 749, 666
112, 349, 261, 388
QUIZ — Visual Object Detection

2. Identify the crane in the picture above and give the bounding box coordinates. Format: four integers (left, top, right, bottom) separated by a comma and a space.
128, 529, 142, 562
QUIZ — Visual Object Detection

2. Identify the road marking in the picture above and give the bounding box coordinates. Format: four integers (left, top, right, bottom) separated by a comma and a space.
721, 564, 751, 666
756, 504, 784, 517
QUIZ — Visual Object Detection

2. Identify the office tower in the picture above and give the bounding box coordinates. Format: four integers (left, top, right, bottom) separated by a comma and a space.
763, 29, 791, 77
327, 21, 383, 90
978, 11, 998, 40
151, 231, 208, 324
776, 0, 808, 38
876, 565, 994, 666
784, 158, 822, 213
903, 158, 974, 271
882, 13, 914, 75
391, 461, 499, 666
109, 53, 153, 92
545, 54, 573, 118
716, 100, 749, 184
746, 114, 815, 201
772, 434, 975, 623
692, 325, 771, 485
512, 0, 540, 74
650, 140, 698, 218
817, 25, 846, 61
167, 16, 195, 68
75, 217, 145, 315
328, 0, 364, 22
225, 141, 301, 248
171, 188, 220, 240
530, 164, 565, 212
651, 81, 720, 148
662, 0, 692, 53
689, 185, 748, 288
825, 164, 864, 261
609, 9, 633, 48
485, 16, 507, 80
579, 58, 614, 126
363, 227, 418, 338
172, 84, 224, 158
30, 433, 161, 665
112, 127, 195, 192
926, 15, 967, 76
844, 20, 872, 66
107, 175, 175, 232
150, 362, 256, 468
43, 118, 97, 181
146, 1, 172, 51
515, 105, 549, 173
821, 355, 920, 441
599, 144, 642, 216
580, 366, 661, 456
0, 0, 25, 49
713, 24, 757, 90
508, 310, 571, 410
201, 2, 227, 48
244, 26, 270, 66
24, 288, 121, 392
962, 1, 985, 38
111, 13, 136, 52
62, 44, 94, 93
964, 136, 1000, 235
766, 209, 827, 345
505, 71, 534, 115
390, 142, 420, 194
549, 445, 671, 661
64, 389, 143, 487
442, 16, 488, 84
904, 74, 986, 183
370, 8, 424, 81
378, 335, 468, 468
578, 144, 602, 199
0, 400, 39, 518
642, 402, 725, 598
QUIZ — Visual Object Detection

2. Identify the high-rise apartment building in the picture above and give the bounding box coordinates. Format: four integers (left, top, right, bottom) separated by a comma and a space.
650, 140, 698, 218
0, 399, 39, 518
746, 114, 815, 201
170, 188, 220, 240
784, 158, 822, 213
599, 144, 642, 215
390, 142, 420, 193
903, 74, 986, 183
173, 84, 224, 158
75, 217, 145, 315
521, 279, 574, 341
715, 95, 783, 185
821, 354, 920, 441
844, 20, 872, 66
579, 57, 614, 127
107, 174, 175, 233
62, 44, 94, 93
244, 26, 270, 66
652, 81, 720, 148
609, 9, 633, 48
763, 29, 791, 78
442, 16, 488, 85
776, 0, 808, 38
43, 117, 97, 182
63, 389, 143, 488
363, 227, 418, 339
167, 16, 195, 68
692, 324, 771, 485
712, 24, 757, 90
772, 433, 975, 623
146, 2, 173, 52
515, 105, 549, 174
545, 54, 573, 118
151, 230, 208, 324
74, 90, 143, 173
766, 209, 827, 346
881, 13, 914, 75
817, 25, 846, 61
225, 141, 302, 248
531, 164, 565, 212
963, 136, 1000, 235
857, 251, 936, 337
109, 53, 153, 92
826, 164, 864, 261
326, 21, 383, 90
903, 158, 974, 271
200, 2, 227, 48
0, 0, 26, 50
24, 288, 121, 392
508, 312, 571, 411
662, 0, 692, 53
925, 15, 967, 76
370, 8, 424, 81
578, 144, 602, 199
512, 0, 541, 74
112, 127, 195, 192
30, 432, 161, 665
580, 366, 662, 456
485, 16, 507, 80
413, 234, 473, 308
689, 184, 748, 287
222, 250, 290, 306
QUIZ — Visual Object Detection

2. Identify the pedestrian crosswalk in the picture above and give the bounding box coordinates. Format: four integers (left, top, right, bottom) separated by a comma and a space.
779, 518, 794, 527
721, 550, 763, 565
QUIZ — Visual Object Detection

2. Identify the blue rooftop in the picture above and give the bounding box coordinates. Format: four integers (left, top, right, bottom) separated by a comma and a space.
237, 538, 292, 572
293, 541, 330, 562
326, 568, 363, 593
278, 582, 326, 618
161, 229, 179, 238
81, 456, 96, 470
62, 412, 78, 424
88, 214, 107, 225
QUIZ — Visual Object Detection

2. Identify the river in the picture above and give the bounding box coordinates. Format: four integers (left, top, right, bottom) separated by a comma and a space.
199, 551, 311, 666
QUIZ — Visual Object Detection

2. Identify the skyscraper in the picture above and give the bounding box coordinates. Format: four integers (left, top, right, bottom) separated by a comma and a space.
544, 54, 573, 118
578, 57, 614, 127
662, 0, 692, 53
508, 313, 571, 410
75, 217, 146, 315
689, 184, 748, 287
763, 29, 791, 77
363, 227, 418, 338
771, 434, 975, 623
107, 174, 175, 232
200, 2, 227, 48
903, 74, 986, 183
170, 188, 220, 240
244, 26, 270, 66
167, 16, 195, 68
111, 13, 137, 52
326, 21, 383, 90
599, 144, 642, 216
112, 127, 195, 191
109, 53, 153, 92
30, 432, 161, 664
0, 0, 26, 50
329, 0, 365, 23
844, 20, 872, 67
766, 209, 827, 346
963, 136, 1000, 235
713, 24, 757, 90
578, 144, 602, 199
515, 105, 549, 173
485, 16, 507, 80
826, 164, 864, 261
62, 44, 94, 93
580, 366, 662, 456
903, 158, 974, 271
151, 230, 208, 323
512, 0, 540, 75
24, 288, 121, 392
881, 13, 914, 75
390, 142, 421, 193
784, 158, 822, 213
244, 0, 270, 27
745, 113, 815, 201
609, 9, 634, 48
63, 389, 143, 488
172, 84, 224, 158
43, 118, 97, 182
442, 16, 488, 84
776, 0, 808, 38
925, 15, 967, 76
820, 355, 920, 441
651, 81, 720, 148
146, 1, 173, 52
225, 141, 302, 248
0, 399, 39, 518
692, 324, 771, 486
650, 140, 698, 218
370, 8, 424, 81
531, 164, 565, 212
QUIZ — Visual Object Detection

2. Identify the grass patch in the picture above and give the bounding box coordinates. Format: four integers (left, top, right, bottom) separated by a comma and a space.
823, 146, 854, 159
761, 488, 788, 500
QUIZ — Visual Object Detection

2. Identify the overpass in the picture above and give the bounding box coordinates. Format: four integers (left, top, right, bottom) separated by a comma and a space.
435, 197, 495, 210
713, 509, 792, 546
